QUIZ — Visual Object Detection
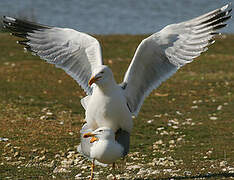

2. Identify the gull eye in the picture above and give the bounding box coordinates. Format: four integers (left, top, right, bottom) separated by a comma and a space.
100, 71, 104, 74
98, 129, 103, 132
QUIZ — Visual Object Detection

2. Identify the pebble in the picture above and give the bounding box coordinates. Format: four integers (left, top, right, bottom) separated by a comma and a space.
10, 161, 22, 165
40, 149, 47, 154
107, 174, 115, 180
147, 119, 154, 124
75, 173, 83, 179
160, 130, 169, 135
5, 143, 11, 148
39, 155, 46, 161
5, 157, 12, 161
154, 114, 162, 118
40, 115, 47, 120
210, 116, 218, 120
176, 111, 182, 115
169, 140, 175, 144
53, 167, 71, 173
0, 137, 9, 142
32, 148, 38, 152
220, 161, 227, 167
18, 157, 26, 160
126, 165, 141, 170
61, 159, 74, 167
154, 140, 163, 145
217, 105, 223, 111
172, 125, 179, 129
191, 105, 198, 109
46, 112, 53, 116
184, 171, 192, 176
157, 127, 164, 131
137, 168, 147, 175
14, 152, 20, 158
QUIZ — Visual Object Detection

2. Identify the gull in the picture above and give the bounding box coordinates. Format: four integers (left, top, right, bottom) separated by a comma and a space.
2, 3, 232, 179
82, 127, 124, 179
78, 123, 129, 179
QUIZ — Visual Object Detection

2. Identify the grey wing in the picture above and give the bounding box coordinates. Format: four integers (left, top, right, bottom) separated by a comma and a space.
2, 16, 103, 95
121, 4, 232, 116
115, 128, 130, 157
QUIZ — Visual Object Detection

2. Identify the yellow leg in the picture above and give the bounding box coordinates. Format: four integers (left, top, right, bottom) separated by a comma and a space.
112, 163, 117, 180
112, 162, 115, 169
89, 159, 95, 180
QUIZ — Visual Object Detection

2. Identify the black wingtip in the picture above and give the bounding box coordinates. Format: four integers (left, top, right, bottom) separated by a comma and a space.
209, 16, 231, 27
213, 24, 227, 30
2, 15, 50, 35
3, 16, 16, 22
10, 32, 27, 38
17, 40, 29, 46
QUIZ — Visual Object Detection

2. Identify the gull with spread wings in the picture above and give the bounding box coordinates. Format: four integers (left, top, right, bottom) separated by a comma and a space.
2, 3, 232, 179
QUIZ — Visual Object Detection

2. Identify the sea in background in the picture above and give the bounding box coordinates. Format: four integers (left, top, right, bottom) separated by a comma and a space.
0, 0, 233, 34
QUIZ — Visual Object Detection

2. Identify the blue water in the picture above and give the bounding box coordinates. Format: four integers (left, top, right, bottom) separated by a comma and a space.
0, 0, 233, 34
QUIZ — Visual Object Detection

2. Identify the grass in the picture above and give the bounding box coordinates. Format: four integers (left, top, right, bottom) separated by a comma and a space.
0, 33, 234, 179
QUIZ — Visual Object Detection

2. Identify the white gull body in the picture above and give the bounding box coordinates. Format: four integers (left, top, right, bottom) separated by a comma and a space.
84, 127, 124, 164
85, 66, 133, 133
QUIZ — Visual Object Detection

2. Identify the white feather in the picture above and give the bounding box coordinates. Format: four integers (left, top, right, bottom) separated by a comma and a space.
121, 4, 231, 116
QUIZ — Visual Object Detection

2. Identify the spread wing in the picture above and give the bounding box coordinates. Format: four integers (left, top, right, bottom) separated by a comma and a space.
121, 4, 232, 116
2, 16, 103, 95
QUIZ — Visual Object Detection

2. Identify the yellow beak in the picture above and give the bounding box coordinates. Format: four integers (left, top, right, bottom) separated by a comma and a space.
88, 76, 101, 86
83, 132, 99, 143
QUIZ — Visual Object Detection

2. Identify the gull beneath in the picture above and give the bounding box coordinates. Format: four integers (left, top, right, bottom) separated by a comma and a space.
78, 123, 129, 179
2, 3, 232, 179
82, 127, 124, 180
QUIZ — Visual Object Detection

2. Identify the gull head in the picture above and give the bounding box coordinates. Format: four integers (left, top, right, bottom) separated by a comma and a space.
88, 65, 114, 87
83, 127, 115, 143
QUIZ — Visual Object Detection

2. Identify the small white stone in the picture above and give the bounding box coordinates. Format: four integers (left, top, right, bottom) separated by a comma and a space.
169, 140, 175, 144
0, 137, 9, 142
154, 140, 163, 145
220, 161, 227, 167
157, 127, 164, 131
191, 105, 198, 109
217, 105, 222, 111
147, 119, 154, 124
107, 174, 115, 180
210, 116, 218, 120
39, 155, 46, 161
53, 167, 71, 173
69, 132, 74, 135
14, 152, 19, 157
184, 171, 192, 176
75, 173, 82, 179
154, 114, 162, 118
176, 111, 182, 115
40, 115, 46, 120
137, 168, 147, 175
177, 137, 183, 142
126, 165, 141, 170
46, 112, 53, 116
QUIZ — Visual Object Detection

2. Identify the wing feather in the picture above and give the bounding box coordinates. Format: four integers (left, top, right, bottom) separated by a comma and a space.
121, 4, 232, 116
3, 16, 103, 95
